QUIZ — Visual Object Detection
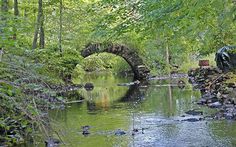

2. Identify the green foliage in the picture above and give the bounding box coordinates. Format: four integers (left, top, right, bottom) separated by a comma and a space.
0, 52, 71, 145
80, 53, 130, 73
24, 47, 83, 82
0, 81, 31, 146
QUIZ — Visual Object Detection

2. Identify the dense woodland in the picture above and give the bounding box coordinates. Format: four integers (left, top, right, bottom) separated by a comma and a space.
0, 0, 235, 145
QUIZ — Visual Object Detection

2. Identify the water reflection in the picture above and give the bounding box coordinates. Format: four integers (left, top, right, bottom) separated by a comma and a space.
120, 85, 147, 102
47, 73, 236, 147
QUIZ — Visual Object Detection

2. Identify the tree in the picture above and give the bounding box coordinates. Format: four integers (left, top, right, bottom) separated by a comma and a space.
59, 0, 63, 52
0, 0, 9, 56
32, 0, 45, 49
13, 0, 19, 40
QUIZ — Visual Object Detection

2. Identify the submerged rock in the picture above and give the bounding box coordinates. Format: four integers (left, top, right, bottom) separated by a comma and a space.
224, 112, 235, 120
114, 129, 126, 136
132, 128, 139, 132
82, 130, 90, 136
185, 110, 203, 115
197, 98, 207, 105
182, 118, 203, 122
82, 125, 91, 136
84, 83, 94, 91
177, 80, 185, 89
224, 106, 236, 120
131, 128, 139, 136
117, 80, 140, 86
45, 138, 60, 147
208, 101, 222, 108
197, 92, 219, 105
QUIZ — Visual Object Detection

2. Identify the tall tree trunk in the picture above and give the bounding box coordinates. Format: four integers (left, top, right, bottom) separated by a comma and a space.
166, 39, 170, 76
14, 0, 19, 20
39, 0, 45, 49
0, 0, 8, 60
32, 0, 44, 49
32, 25, 39, 49
39, 25, 45, 48
0, 49, 3, 62
13, 0, 19, 40
59, 0, 63, 52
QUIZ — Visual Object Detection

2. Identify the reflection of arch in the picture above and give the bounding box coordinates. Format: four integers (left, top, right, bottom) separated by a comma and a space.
119, 84, 148, 102
84, 84, 148, 111
81, 43, 150, 80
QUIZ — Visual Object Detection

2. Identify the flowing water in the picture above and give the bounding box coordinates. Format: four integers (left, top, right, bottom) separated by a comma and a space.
35, 73, 236, 147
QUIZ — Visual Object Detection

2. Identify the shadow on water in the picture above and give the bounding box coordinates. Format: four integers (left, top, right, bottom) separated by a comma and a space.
27, 73, 236, 147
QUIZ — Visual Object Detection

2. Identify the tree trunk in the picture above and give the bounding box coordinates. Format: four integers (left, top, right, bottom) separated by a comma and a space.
0, 0, 8, 57
166, 39, 170, 76
39, 25, 45, 48
39, 0, 45, 48
32, 24, 39, 49
59, 0, 63, 52
0, 49, 3, 62
14, 0, 19, 21
32, 0, 44, 49
13, 0, 19, 40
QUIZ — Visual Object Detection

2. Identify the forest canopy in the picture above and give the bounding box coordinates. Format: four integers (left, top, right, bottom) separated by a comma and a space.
0, 0, 235, 60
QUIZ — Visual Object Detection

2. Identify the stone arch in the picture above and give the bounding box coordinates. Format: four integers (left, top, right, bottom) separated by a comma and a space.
81, 43, 150, 80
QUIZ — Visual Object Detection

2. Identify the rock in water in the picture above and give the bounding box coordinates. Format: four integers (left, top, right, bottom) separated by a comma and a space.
208, 101, 222, 108
84, 83, 94, 91
182, 118, 202, 122
82, 125, 91, 136
45, 138, 60, 147
177, 80, 185, 89
114, 129, 126, 136
185, 110, 203, 115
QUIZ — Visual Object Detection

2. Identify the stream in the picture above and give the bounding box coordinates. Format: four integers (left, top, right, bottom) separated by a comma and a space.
30, 73, 236, 147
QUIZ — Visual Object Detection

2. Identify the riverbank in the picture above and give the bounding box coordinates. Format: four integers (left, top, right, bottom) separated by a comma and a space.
188, 67, 236, 120
0, 51, 82, 146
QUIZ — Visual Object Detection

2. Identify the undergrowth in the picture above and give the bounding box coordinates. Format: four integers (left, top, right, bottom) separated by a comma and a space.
0, 47, 82, 146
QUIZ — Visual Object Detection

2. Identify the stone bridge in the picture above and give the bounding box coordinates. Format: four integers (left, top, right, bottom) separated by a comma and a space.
81, 43, 150, 80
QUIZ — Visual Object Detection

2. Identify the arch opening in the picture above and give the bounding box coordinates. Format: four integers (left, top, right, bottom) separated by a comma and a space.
82, 52, 132, 74
81, 43, 150, 80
